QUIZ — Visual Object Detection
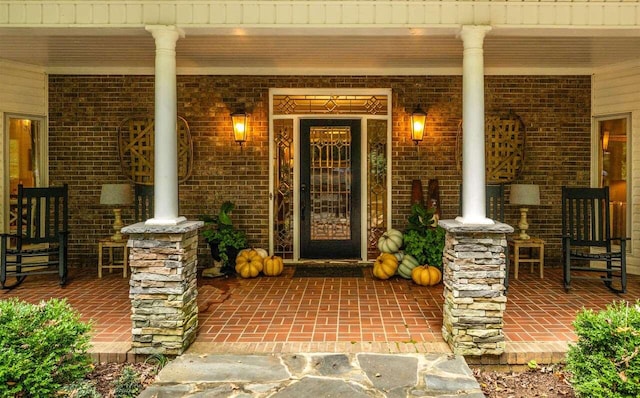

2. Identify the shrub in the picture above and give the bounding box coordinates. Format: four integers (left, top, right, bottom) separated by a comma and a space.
403, 203, 445, 268
0, 298, 93, 397
567, 300, 640, 398
113, 366, 143, 398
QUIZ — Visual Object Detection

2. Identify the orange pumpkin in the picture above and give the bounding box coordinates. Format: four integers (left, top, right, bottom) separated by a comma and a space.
263, 255, 284, 276
411, 265, 442, 286
235, 249, 264, 278
372, 253, 399, 280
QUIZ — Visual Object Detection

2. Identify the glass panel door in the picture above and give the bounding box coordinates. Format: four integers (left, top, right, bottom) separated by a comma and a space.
6, 116, 43, 233
300, 119, 361, 259
597, 115, 629, 240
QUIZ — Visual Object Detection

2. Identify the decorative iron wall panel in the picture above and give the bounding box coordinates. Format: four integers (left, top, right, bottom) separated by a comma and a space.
456, 112, 525, 183
118, 115, 193, 185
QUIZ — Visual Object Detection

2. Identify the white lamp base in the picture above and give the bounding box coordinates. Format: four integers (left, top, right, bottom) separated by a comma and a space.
111, 208, 124, 241
517, 207, 530, 240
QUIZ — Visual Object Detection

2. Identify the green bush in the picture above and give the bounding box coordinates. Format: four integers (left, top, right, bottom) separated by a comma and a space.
403, 203, 445, 268
0, 298, 93, 397
567, 300, 640, 398
113, 366, 142, 398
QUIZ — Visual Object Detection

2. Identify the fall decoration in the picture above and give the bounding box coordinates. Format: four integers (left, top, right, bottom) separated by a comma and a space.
235, 249, 263, 278
411, 265, 442, 286
372, 253, 399, 280
254, 248, 269, 259
263, 255, 284, 276
377, 229, 403, 253
397, 254, 419, 279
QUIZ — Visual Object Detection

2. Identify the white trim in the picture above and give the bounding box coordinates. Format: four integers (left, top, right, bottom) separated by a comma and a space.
268, 92, 275, 255
593, 59, 640, 75
0, 59, 46, 74
591, 113, 633, 242
360, 118, 367, 261
44, 66, 597, 76
2, 113, 48, 232
268, 87, 392, 262
2, 1, 639, 28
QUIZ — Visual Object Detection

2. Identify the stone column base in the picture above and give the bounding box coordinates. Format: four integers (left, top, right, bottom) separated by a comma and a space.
122, 221, 203, 355
439, 219, 513, 356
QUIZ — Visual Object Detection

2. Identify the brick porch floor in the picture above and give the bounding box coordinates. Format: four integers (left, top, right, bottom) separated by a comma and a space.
2, 264, 638, 365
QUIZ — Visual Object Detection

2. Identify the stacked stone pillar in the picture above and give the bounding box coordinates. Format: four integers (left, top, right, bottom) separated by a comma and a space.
122, 221, 203, 355
439, 220, 513, 356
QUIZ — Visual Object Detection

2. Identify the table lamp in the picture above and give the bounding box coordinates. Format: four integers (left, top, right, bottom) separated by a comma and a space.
509, 184, 540, 240
100, 183, 133, 241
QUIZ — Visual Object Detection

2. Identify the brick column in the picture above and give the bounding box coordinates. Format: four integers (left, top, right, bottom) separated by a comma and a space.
439, 219, 513, 356
122, 221, 203, 355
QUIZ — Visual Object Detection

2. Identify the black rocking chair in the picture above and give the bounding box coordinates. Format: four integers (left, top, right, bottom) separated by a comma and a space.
1, 184, 69, 289
134, 184, 154, 222
561, 186, 627, 293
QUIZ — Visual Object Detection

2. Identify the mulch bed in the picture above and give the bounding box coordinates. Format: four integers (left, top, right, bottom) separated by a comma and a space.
473, 365, 575, 398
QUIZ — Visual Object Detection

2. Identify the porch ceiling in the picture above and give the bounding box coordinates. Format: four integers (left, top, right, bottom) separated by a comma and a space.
1, 27, 640, 74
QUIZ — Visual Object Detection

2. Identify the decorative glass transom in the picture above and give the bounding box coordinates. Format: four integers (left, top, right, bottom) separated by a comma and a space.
273, 95, 388, 116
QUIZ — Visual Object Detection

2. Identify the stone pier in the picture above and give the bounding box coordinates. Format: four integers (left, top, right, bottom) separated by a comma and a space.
439, 219, 513, 356
122, 221, 203, 355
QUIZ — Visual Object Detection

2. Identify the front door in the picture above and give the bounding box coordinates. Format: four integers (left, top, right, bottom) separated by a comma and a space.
300, 119, 361, 259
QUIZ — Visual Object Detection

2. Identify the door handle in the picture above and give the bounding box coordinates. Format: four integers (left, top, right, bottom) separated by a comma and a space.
300, 183, 307, 222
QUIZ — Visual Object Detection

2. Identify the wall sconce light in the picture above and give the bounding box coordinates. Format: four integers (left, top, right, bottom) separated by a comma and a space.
411, 106, 427, 145
231, 111, 248, 147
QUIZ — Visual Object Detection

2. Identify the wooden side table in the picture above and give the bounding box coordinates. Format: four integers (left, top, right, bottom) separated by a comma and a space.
98, 238, 128, 278
508, 237, 545, 279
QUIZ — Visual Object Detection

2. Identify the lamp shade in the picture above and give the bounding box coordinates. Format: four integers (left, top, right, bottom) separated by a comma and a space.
100, 184, 133, 206
509, 184, 540, 206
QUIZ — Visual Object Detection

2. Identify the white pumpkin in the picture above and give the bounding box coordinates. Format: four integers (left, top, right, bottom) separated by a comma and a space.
394, 251, 405, 263
254, 248, 269, 259
377, 229, 403, 253
397, 254, 420, 279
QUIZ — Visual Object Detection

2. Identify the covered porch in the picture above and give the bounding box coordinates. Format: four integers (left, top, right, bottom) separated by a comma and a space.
3, 264, 638, 365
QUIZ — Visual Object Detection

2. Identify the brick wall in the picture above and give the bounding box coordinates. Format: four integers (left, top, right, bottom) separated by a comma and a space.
48, 75, 590, 267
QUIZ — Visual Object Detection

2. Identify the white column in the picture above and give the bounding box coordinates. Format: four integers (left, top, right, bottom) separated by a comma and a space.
456, 25, 493, 225
145, 25, 186, 226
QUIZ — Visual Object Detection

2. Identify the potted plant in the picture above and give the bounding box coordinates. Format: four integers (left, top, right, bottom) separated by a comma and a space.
200, 201, 247, 276
403, 203, 446, 269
